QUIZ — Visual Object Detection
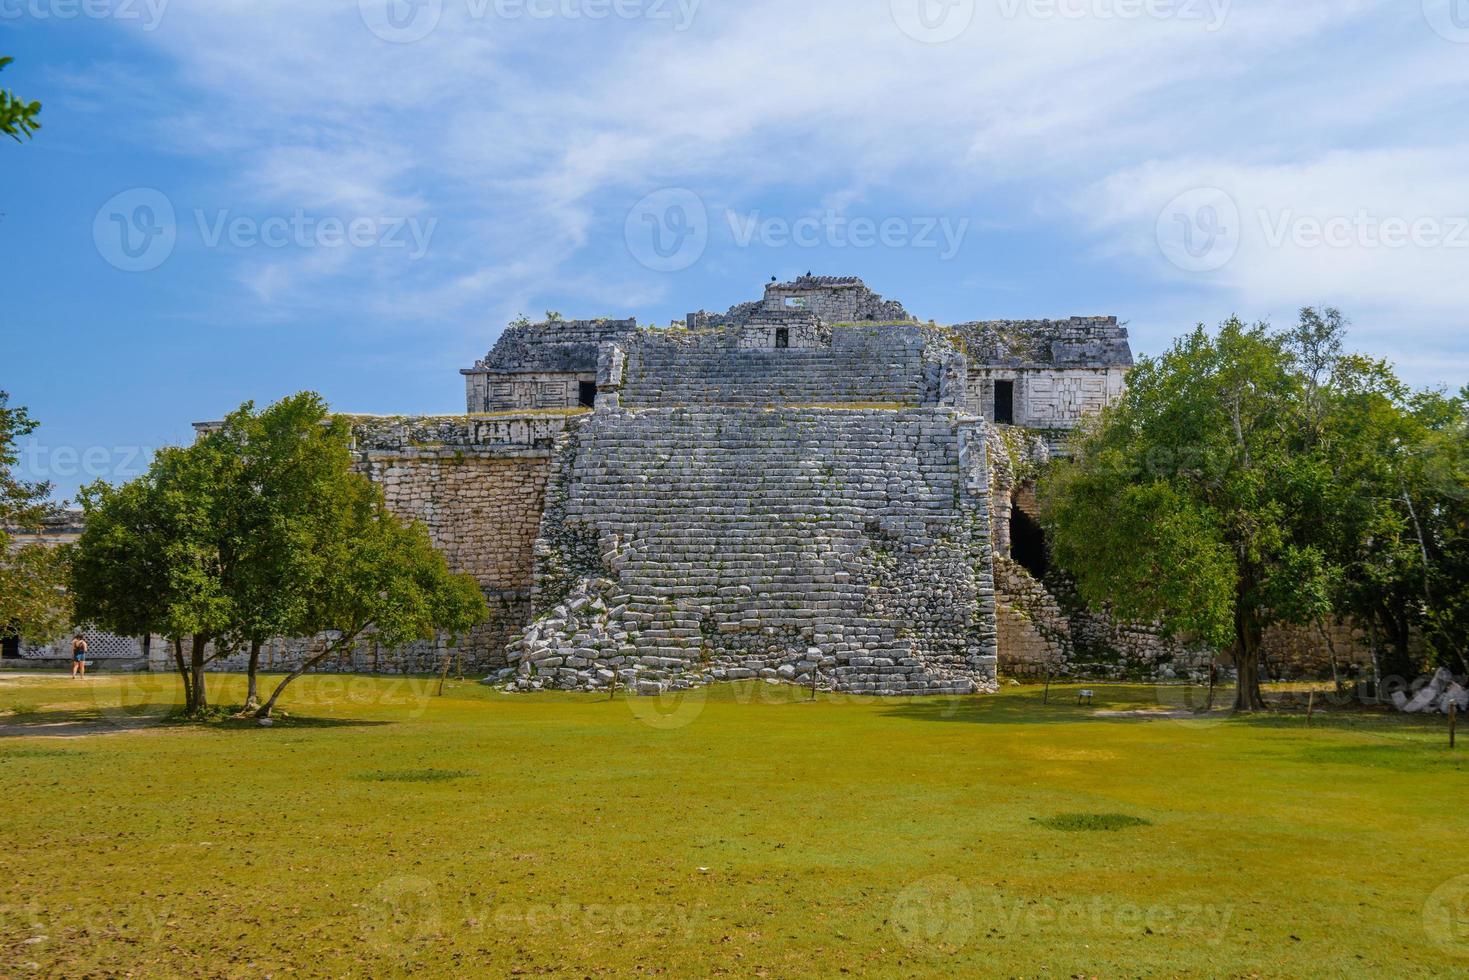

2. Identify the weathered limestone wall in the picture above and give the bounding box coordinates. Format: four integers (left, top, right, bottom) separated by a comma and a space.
687, 276, 913, 329
204, 414, 572, 675
1261, 619, 1378, 679
761, 281, 912, 323
620, 325, 943, 408
994, 557, 1071, 677
505, 407, 998, 695
468, 372, 592, 413
968, 367, 1128, 431
463, 318, 638, 412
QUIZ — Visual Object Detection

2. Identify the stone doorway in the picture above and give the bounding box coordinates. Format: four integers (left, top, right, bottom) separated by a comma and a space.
994, 380, 1015, 425
1011, 504, 1048, 579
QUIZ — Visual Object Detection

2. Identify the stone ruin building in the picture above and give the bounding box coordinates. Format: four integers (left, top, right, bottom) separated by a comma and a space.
5, 275, 1380, 689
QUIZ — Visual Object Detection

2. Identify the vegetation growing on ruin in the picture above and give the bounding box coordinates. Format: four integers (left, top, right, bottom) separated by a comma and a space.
0, 674, 1463, 976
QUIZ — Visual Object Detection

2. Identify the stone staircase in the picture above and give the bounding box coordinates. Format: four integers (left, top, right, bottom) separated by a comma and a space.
503, 407, 997, 695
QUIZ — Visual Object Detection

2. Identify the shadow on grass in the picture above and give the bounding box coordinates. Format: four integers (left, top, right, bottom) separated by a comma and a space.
0, 705, 392, 738
879, 683, 1457, 737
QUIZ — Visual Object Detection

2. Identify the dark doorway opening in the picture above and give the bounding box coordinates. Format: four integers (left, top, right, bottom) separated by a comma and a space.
578, 381, 598, 409
774, 328, 790, 349
1011, 505, 1048, 579
994, 380, 1015, 425
2, 634, 21, 660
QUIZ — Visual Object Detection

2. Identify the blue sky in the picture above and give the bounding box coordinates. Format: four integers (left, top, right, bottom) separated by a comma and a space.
5, 0, 1468, 502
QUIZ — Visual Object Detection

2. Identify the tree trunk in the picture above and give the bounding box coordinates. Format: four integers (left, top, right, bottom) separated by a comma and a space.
1316, 616, 1343, 695
1233, 603, 1266, 712
256, 637, 358, 719
172, 637, 194, 715
244, 638, 263, 710
190, 634, 210, 715
1373, 603, 1418, 685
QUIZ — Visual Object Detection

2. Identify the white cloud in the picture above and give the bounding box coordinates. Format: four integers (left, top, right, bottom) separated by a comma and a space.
86, 0, 1468, 377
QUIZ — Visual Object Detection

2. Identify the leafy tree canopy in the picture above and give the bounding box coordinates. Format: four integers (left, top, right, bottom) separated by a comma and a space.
1042, 311, 1467, 709
0, 391, 69, 641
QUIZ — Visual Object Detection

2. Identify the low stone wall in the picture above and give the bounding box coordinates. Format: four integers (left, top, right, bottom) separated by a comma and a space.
1261, 619, 1377, 680
504, 407, 998, 695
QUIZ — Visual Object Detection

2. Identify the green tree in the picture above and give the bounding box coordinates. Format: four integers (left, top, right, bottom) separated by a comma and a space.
73, 443, 233, 715
252, 480, 487, 719
0, 57, 41, 142
1278, 314, 1468, 686
210, 394, 353, 710
73, 393, 488, 719
1043, 316, 1343, 711
0, 392, 69, 643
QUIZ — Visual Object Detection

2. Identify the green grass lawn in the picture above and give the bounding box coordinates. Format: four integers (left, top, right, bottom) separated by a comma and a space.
1, 673, 1465, 977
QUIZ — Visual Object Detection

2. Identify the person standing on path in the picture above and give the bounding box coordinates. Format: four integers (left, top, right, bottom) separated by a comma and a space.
70, 634, 88, 678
